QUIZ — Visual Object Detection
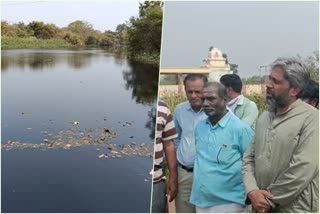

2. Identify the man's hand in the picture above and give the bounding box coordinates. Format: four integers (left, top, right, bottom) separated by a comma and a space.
163, 140, 178, 202
248, 189, 273, 212
166, 176, 178, 202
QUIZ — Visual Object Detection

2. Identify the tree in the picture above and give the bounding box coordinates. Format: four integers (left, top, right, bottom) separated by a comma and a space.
14, 22, 32, 37
67, 20, 94, 35
138, 1, 162, 17
115, 23, 129, 48
230, 63, 239, 74
27, 21, 58, 39
63, 32, 83, 46
127, 1, 163, 63
1, 21, 14, 36
85, 35, 98, 46
222, 52, 239, 74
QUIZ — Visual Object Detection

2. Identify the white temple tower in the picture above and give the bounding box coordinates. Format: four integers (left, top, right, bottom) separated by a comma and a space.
203, 47, 232, 81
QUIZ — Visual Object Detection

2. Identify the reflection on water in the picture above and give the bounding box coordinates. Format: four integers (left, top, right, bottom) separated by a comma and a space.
1, 50, 97, 71
123, 61, 159, 104
1, 49, 158, 213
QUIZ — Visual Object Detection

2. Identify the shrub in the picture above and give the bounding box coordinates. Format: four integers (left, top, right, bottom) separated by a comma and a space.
247, 93, 267, 114
160, 90, 186, 113
1, 36, 73, 49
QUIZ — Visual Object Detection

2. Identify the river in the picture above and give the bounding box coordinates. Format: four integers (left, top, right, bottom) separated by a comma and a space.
1, 49, 158, 212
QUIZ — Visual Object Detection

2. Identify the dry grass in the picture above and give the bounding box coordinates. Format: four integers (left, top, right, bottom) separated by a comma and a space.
160, 89, 186, 113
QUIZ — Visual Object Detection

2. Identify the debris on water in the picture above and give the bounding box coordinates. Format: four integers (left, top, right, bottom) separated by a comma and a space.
102, 128, 111, 134
21, 112, 32, 115
107, 144, 114, 150
27, 128, 32, 130
144, 179, 149, 182
63, 144, 72, 149
149, 169, 153, 175
2, 125, 153, 158
130, 136, 134, 138
98, 154, 106, 158
103, 117, 107, 121
126, 121, 134, 125
70, 121, 80, 125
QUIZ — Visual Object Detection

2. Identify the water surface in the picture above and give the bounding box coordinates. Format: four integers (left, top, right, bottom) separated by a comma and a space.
1, 49, 159, 212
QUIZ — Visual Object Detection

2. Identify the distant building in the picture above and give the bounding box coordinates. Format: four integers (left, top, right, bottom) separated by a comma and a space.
202, 47, 232, 81
160, 47, 232, 82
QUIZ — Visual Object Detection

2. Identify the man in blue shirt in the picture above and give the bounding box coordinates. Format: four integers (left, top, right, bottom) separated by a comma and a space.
174, 74, 208, 213
190, 82, 253, 213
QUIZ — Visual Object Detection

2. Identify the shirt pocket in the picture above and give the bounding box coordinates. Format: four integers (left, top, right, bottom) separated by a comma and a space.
215, 144, 241, 165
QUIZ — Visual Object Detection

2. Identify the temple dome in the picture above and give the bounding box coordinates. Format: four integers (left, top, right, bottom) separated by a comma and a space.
208, 47, 223, 59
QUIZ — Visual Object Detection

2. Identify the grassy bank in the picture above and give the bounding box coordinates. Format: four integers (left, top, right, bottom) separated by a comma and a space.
1, 36, 74, 49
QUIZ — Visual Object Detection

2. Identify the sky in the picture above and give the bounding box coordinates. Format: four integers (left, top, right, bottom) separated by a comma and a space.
161, 1, 319, 78
1, 1, 141, 32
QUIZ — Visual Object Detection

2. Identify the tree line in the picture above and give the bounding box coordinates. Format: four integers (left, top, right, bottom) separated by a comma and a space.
1, 1, 162, 64
242, 51, 319, 83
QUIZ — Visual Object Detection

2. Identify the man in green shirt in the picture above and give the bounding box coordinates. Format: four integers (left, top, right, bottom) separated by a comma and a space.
242, 57, 319, 212
220, 74, 259, 129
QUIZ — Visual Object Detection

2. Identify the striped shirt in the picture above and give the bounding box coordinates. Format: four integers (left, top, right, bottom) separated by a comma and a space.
153, 100, 178, 183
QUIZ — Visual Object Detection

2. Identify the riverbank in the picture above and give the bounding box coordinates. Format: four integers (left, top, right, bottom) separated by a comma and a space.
2, 37, 160, 66
1, 36, 74, 49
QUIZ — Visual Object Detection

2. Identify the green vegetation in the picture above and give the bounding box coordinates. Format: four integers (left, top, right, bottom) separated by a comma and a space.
1, 19, 126, 51
127, 1, 162, 64
242, 75, 267, 85
247, 93, 268, 114
1, 1, 162, 65
221, 52, 238, 74
2, 36, 72, 49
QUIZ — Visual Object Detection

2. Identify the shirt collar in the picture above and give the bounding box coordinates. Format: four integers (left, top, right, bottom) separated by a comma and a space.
186, 102, 203, 113
276, 99, 302, 116
206, 110, 232, 128
228, 95, 240, 106
228, 94, 244, 107
237, 94, 244, 105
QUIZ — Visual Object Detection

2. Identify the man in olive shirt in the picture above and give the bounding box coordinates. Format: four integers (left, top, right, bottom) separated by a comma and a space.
242, 57, 319, 213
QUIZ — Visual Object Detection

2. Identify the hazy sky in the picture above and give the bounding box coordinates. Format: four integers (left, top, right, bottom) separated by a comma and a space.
1, 1, 140, 31
161, 1, 319, 77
